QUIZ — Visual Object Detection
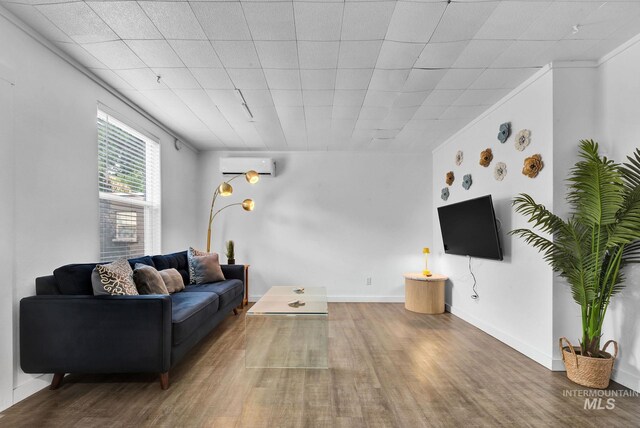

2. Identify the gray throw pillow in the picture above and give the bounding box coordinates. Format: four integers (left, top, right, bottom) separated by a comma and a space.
133, 263, 169, 295
159, 268, 185, 293
191, 253, 225, 284
91, 258, 138, 296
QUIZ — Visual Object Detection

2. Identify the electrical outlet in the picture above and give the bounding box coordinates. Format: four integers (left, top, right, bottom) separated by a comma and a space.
366, 277, 372, 286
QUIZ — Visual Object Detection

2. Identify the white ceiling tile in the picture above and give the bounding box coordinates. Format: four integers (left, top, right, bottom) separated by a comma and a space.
423, 90, 464, 106
332, 106, 360, 120
212, 41, 260, 68
354, 119, 380, 130
520, 2, 599, 41
359, 106, 388, 120
126, 40, 183, 68
271, 90, 303, 106
169, 41, 222, 68
152, 68, 200, 90
36, 2, 116, 44
376, 41, 424, 69
243, 2, 296, 41
333, 90, 367, 106
386, 2, 446, 43
412, 105, 448, 120
300, 70, 336, 90
190, 68, 234, 89
440, 105, 487, 120
414, 41, 469, 68
82, 41, 145, 69
172, 89, 234, 137
385, 106, 418, 122
335, 69, 373, 90
435, 69, 484, 90
341, 2, 396, 41
393, 91, 430, 108
55, 42, 106, 69
254, 41, 299, 69
470, 68, 538, 90
88, 1, 161, 40
241, 90, 275, 107
90, 68, 133, 90
452, 40, 513, 68
262, 70, 300, 91
538, 40, 599, 63
276, 106, 305, 123
305, 106, 332, 121
294, 3, 343, 41
206, 90, 239, 109
115, 69, 166, 91
430, 2, 499, 43
453, 89, 510, 106
491, 41, 556, 68
369, 69, 409, 92
402, 69, 447, 92
139, 2, 206, 40
191, 3, 251, 41
338, 41, 383, 68
227, 68, 268, 89
474, 2, 551, 40
570, 2, 640, 41
3, 3, 72, 42
362, 91, 397, 107
303, 90, 334, 106
298, 41, 339, 69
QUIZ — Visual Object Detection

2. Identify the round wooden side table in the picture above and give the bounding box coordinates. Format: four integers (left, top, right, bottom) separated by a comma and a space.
403, 273, 447, 314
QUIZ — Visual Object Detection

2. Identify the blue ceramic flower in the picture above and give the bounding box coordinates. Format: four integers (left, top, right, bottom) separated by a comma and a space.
441, 187, 450, 201
462, 174, 472, 190
497, 122, 511, 143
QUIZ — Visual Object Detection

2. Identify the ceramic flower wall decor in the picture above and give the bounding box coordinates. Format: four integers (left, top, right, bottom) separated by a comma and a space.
455, 150, 463, 166
462, 174, 472, 190
441, 187, 450, 201
515, 129, 531, 151
494, 162, 507, 181
479, 148, 493, 167
497, 122, 511, 143
446, 171, 455, 186
522, 154, 544, 178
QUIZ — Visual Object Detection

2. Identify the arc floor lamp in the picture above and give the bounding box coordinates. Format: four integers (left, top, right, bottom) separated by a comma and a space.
206, 170, 259, 252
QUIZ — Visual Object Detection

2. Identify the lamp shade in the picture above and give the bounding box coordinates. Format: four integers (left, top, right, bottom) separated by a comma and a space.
245, 170, 260, 184
218, 182, 233, 196
242, 199, 255, 211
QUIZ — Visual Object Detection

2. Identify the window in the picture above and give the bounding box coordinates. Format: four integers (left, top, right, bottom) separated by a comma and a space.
97, 109, 161, 261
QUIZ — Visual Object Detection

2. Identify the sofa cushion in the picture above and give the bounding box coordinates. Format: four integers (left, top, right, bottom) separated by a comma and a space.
128, 256, 155, 270
183, 279, 243, 308
152, 251, 189, 286
170, 292, 219, 346
54, 263, 99, 295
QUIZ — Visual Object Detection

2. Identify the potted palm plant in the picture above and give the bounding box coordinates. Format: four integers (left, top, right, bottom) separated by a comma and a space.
225, 240, 235, 265
511, 140, 640, 389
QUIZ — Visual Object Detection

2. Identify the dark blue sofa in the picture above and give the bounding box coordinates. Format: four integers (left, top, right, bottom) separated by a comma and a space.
19, 250, 244, 390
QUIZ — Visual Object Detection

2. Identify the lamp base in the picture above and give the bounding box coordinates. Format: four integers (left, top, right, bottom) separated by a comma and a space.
422, 270, 432, 277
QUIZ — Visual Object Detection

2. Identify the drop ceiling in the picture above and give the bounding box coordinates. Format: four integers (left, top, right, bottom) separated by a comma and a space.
2, 0, 640, 151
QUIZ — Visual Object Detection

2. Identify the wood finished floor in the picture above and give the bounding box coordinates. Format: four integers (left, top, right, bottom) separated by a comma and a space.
1, 303, 639, 427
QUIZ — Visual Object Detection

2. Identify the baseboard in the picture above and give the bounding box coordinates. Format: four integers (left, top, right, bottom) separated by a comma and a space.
12, 374, 50, 405
611, 366, 640, 392
249, 295, 404, 303
552, 358, 566, 372
445, 304, 554, 369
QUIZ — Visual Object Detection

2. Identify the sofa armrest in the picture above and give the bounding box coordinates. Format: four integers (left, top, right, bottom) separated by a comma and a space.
20, 295, 172, 374
221, 264, 245, 283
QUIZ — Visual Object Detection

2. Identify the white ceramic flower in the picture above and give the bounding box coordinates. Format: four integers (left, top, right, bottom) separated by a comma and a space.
515, 129, 531, 151
494, 162, 507, 181
455, 150, 463, 166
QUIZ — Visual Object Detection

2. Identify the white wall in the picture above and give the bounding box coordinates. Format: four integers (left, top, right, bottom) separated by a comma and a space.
432, 68, 556, 368
0, 13, 200, 408
198, 151, 431, 301
593, 37, 640, 391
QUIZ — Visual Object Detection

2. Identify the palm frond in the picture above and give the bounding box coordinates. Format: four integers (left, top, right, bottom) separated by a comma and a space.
512, 194, 568, 235
620, 147, 640, 189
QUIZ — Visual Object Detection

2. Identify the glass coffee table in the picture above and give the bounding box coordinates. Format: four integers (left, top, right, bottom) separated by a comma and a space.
245, 286, 328, 369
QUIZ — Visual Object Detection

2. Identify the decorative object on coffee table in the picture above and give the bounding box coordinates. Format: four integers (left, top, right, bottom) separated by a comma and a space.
206, 170, 259, 252
226, 240, 235, 265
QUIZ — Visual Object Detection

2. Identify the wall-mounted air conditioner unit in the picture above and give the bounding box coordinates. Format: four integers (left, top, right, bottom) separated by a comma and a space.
220, 157, 276, 177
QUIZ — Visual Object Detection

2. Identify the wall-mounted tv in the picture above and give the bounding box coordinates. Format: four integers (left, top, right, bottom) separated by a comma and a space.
437, 195, 503, 261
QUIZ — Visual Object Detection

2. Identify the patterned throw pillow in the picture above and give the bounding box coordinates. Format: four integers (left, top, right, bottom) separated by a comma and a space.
187, 247, 210, 284
91, 258, 139, 296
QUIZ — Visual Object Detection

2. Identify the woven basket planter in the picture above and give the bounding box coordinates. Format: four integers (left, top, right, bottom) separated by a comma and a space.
559, 337, 617, 389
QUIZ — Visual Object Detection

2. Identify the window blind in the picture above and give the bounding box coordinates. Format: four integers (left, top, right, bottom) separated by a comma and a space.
97, 110, 161, 262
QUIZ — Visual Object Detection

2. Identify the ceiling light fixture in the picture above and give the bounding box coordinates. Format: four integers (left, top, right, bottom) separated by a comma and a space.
235, 88, 254, 121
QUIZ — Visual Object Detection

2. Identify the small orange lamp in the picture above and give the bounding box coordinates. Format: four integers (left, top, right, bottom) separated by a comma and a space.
422, 247, 432, 277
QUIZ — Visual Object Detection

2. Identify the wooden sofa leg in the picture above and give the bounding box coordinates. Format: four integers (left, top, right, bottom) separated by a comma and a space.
50, 373, 65, 390
159, 372, 169, 390
233, 308, 239, 315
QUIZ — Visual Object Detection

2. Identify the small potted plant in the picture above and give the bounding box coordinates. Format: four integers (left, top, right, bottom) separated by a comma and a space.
511, 140, 640, 389
225, 240, 235, 265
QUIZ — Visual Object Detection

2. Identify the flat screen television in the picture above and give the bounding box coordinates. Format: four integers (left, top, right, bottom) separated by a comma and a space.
437, 195, 503, 261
